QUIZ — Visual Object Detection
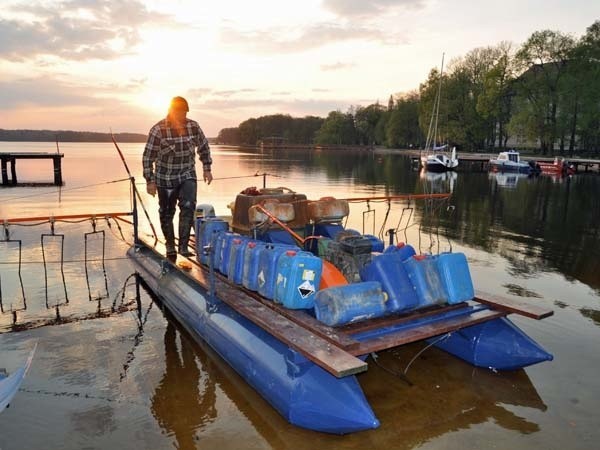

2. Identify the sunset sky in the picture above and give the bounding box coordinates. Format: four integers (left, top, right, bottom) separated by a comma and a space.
1, 0, 598, 137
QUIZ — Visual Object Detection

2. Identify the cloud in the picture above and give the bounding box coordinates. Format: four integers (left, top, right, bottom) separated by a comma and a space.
220, 21, 404, 54
0, 0, 174, 61
322, 0, 426, 18
320, 61, 357, 71
210, 88, 257, 97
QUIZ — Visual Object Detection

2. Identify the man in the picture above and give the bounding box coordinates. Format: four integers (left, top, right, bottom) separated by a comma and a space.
143, 96, 213, 258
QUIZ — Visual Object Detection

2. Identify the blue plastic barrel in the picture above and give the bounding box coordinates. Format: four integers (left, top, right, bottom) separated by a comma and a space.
242, 241, 266, 291
403, 255, 448, 307
436, 252, 474, 303
258, 244, 299, 300
274, 251, 323, 309
195, 218, 229, 265
314, 281, 387, 326
360, 252, 419, 312
228, 237, 252, 285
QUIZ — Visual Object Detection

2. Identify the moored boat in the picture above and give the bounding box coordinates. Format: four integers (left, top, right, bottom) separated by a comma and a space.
489, 150, 539, 174
129, 188, 553, 434
537, 157, 576, 176
420, 147, 459, 172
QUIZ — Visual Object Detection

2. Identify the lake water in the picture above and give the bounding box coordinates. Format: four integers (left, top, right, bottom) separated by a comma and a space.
0, 142, 599, 450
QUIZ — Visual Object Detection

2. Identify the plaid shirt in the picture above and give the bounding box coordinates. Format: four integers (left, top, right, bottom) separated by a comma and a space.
143, 117, 212, 187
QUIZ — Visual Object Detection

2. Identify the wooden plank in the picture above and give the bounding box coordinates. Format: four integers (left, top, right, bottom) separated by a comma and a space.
349, 309, 506, 356
138, 238, 367, 378
339, 302, 468, 334
475, 290, 553, 320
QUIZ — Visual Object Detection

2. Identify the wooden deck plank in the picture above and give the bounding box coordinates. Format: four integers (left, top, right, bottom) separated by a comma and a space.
475, 290, 553, 320
339, 302, 469, 334
348, 309, 506, 356
138, 238, 367, 378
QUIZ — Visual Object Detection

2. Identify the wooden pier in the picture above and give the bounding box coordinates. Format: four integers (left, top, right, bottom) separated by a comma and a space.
0, 152, 64, 186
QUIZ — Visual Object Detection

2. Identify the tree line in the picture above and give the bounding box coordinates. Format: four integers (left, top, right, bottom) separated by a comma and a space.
0, 129, 147, 143
218, 21, 600, 156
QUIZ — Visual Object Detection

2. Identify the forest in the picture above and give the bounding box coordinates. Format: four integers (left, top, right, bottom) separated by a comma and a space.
217, 21, 600, 156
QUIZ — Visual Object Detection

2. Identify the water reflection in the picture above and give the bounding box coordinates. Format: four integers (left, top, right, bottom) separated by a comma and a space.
488, 172, 529, 189
419, 169, 457, 194
151, 321, 216, 449
361, 346, 547, 448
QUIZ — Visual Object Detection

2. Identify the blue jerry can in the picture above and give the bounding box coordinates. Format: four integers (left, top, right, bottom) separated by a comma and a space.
228, 237, 252, 285
195, 218, 229, 265
257, 244, 299, 300
274, 251, 323, 309
211, 231, 227, 270
403, 255, 448, 308
436, 252, 474, 303
360, 251, 419, 312
219, 233, 241, 274
242, 241, 266, 291
314, 281, 387, 326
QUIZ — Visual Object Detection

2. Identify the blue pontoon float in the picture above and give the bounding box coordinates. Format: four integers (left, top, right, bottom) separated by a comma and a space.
129, 188, 553, 434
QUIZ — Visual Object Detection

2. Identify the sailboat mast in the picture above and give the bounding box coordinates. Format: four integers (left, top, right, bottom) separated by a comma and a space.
432, 53, 445, 149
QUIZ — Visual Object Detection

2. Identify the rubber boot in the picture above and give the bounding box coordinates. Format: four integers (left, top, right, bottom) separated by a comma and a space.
178, 212, 194, 257
162, 221, 177, 261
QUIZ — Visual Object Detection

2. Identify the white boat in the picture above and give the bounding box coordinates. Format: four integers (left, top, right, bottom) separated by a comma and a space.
420, 146, 459, 172
420, 54, 459, 173
0, 343, 37, 413
489, 150, 537, 173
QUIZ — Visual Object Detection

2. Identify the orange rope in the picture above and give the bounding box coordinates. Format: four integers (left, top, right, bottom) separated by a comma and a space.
2, 212, 133, 224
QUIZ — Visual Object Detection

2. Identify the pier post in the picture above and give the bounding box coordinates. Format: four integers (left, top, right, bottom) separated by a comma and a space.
10, 157, 17, 185
1, 158, 7, 185
53, 156, 63, 185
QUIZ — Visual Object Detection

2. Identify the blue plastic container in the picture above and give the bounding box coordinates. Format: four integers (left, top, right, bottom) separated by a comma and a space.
228, 237, 253, 285
314, 281, 387, 326
242, 241, 266, 291
212, 231, 227, 270
363, 235, 384, 253
257, 244, 299, 300
382, 242, 416, 260
403, 255, 448, 307
195, 218, 229, 265
436, 252, 475, 303
219, 233, 241, 274
360, 252, 419, 313
274, 251, 323, 309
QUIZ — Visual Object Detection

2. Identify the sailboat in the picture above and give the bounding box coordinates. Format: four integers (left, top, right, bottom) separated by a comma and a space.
420, 54, 459, 172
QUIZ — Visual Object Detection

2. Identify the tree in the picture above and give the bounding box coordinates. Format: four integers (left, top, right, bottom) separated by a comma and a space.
510, 30, 577, 154
572, 21, 600, 155
354, 102, 385, 145
476, 42, 516, 149
386, 91, 422, 148
315, 111, 357, 145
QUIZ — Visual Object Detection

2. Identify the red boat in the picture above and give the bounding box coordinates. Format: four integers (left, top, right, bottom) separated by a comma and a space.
537, 157, 576, 176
